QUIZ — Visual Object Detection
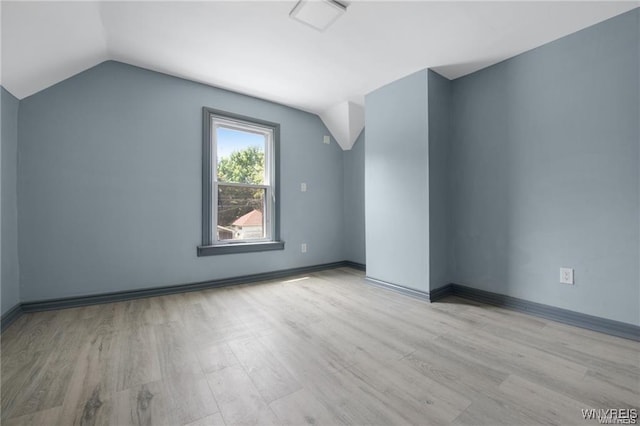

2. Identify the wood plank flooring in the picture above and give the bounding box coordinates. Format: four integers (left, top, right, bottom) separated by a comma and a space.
1, 267, 638, 425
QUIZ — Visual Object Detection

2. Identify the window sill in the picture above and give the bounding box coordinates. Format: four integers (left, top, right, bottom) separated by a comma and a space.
197, 241, 285, 256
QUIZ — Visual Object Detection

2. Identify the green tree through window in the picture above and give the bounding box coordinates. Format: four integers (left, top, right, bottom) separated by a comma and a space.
217, 146, 265, 228
217, 146, 264, 184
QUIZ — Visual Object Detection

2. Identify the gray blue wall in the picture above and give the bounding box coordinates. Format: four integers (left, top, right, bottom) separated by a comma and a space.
449, 9, 639, 325
17, 61, 345, 302
1, 87, 20, 315
365, 70, 430, 293
343, 130, 365, 265
427, 71, 452, 291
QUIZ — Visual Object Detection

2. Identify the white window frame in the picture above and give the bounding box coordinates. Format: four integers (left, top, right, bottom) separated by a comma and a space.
211, 117, 274, 244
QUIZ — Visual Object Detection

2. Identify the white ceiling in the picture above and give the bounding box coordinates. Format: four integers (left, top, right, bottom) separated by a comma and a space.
2, 1, 638, 145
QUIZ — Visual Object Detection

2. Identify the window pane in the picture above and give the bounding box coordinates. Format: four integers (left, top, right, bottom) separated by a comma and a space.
217, 185, 265, 241
217, 127, 265, 184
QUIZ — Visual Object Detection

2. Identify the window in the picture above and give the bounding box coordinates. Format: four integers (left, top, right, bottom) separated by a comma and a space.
199, 108, 283, 256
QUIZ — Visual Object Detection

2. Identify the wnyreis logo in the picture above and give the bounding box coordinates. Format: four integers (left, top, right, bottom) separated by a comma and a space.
582, 409, 638, 424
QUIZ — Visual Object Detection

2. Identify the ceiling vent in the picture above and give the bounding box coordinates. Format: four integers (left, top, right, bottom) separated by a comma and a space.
290, 0, 347, 32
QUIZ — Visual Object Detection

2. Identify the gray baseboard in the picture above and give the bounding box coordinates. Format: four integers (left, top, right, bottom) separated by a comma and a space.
21, 261, 356, 313
365, 276, 432, 302
427, 284, 454, 301
1, 303, 24, 332
11, 264, 634, 342
1, 261, 365, 332
344, 261, 366, 271
429, 283, 639, 342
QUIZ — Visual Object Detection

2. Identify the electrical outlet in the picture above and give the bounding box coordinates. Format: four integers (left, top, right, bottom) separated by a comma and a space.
301, 243, 307, 253
301, 182, 307, 192
323, 135, 331, 144
560, 267, 574, 285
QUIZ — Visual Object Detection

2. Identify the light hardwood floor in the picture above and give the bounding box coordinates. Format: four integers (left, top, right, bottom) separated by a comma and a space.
1, 267, 638, 425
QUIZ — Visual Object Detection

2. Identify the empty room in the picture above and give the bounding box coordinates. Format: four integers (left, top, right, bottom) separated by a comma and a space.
1, 1, 639, 425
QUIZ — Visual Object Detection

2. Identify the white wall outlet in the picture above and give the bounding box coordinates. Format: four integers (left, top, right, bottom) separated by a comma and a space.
560, 267, 574, 285
300, 182, 307, 192
323, 135, 331, 144
301, 243, 307, 253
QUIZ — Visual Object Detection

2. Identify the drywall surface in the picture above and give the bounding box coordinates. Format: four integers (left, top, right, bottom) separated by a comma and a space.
343, 130, 365, 265
1, 87, 20, 315
365, 70, 430, 292
449, 9, 639, 325
427, 70, 452, 291
18, 61, 345, 301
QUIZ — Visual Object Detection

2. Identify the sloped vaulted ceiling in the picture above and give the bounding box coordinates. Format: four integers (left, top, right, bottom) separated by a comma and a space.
1, 1, 637, 150
1, 2, 108, 101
